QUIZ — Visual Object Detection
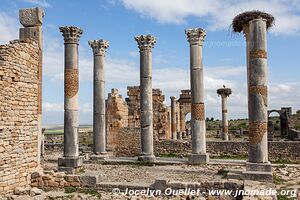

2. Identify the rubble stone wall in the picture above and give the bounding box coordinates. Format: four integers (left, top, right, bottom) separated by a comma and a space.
0, 39, 39, 195
126, 86, 170, 140
106, 89, 128, 153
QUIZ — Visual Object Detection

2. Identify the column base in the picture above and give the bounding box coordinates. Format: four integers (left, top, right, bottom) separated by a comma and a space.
58, 156, 84, 168
90, 153, 108, 160
242, 162, 273, 182
138, 154, 155, 162
188, 153, 209, 164
246, 161, 272, 172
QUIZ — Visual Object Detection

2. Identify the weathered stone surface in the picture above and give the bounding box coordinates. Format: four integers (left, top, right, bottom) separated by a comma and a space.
185, 28, 208, 164
0, 39, 39, 196
19, 7, 44, 27
89, 39, 109, 155
30, 187, 43, 196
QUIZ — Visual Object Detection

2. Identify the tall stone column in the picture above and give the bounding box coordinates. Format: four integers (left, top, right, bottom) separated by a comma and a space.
88, 40, 109, 159
248, 18, 269, 163
170, 96, 177, 140
185, 28, 209, 164
19, 7, 44, 165
135, 35, 156, 162
217, 86, 232, 141
232, 11, 274, 181
58, 26, 83, 171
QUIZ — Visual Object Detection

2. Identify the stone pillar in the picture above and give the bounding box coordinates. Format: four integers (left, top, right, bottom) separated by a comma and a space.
248, 18, 269, 164
135, 35, 156, 162
88, 40, 109, 159
170, 96, 177, 140
19, 7, 44, 165
217, 87, 232, 141
185, 28, 209, 164
58, 26, 83, 171
232, 11, 274, 181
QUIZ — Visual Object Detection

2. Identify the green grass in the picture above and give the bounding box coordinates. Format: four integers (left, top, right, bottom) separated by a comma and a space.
159, 152, 181, 158
44, 129, 64, 135
273, 159, 300, 164
273, 174, 287, 185
65, 186, 77, 193
217, 168, 229, 178
211, 154, 248, 160
80, 188, 101, 198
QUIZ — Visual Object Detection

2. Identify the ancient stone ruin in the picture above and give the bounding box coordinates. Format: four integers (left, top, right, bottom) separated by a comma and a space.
1, 6, 300, 200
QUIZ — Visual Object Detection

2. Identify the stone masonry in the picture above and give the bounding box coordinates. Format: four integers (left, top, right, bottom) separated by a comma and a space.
126, 86, 170, 140
0, 39, 39, 195
106, 89, 128, 154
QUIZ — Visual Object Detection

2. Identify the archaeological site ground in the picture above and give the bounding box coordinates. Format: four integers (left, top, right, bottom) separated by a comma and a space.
1, 1, 300, 200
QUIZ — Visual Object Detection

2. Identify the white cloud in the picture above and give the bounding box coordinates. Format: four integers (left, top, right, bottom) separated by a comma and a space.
0, 12, 18, 44
21, 0, 51, 7
43, 102, 63, 112
120, 0, 300, 35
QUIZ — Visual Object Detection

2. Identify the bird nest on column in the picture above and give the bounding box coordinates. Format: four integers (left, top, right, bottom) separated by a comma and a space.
232, 11, 275, 33
217, 88, 232, 96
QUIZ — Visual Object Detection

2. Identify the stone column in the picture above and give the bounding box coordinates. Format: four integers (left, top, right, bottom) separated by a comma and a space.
232, 11, 274, 181
185, 28, 209, 164
217, 87, 232, 141
135, 35, 156, 162
58, 26, 83, 171
170, 96, 177, 140
248, 18, 269, 164
88, 40, 109, 159
19, 7, 44, 165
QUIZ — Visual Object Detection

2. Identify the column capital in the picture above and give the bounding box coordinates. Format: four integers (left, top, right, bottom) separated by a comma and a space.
135, 34, 156, 51
185, 28, 206, 46
59, 26, 83, 44
170, 96, 176, 101
88, 40, 109, 56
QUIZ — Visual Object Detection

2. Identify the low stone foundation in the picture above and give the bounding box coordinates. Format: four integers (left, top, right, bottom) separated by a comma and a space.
30, 171, 99, 189
45, 139, 300, 162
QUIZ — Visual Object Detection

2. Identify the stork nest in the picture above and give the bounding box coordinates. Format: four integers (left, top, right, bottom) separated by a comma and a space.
217, 88, 232, 96
232, 11, 275, 33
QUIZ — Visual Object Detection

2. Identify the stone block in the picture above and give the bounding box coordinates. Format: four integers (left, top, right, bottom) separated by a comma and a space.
153, 179, 168, 191
57, 166, 75, 174
80, 175, 99, 187
19, 7, 44, 27
137, 154, 155, 162
19, 27, 41, 42
242, 171, 273, 182
58, 156, 83, 168
188, 153, 209, 164
30, 171, 41, 179
245, 162, 272, 172
90, 154, 108, 161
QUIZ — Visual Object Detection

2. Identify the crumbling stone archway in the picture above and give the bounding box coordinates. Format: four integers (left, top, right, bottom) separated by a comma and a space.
268, 108, 290, 138
178, 90, 192, 132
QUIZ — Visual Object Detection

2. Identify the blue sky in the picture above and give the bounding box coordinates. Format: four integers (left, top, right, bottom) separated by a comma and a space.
1, 0, 300, 125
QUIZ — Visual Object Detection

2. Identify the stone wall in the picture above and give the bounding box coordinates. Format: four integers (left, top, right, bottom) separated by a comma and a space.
31, 171, 99, 189
107, 127, 300, 161
0, 39, 39, 195
155, 140, 300, 162
113, 127, 140, 157
126, 86, 170, 140
106, 89, 128, 152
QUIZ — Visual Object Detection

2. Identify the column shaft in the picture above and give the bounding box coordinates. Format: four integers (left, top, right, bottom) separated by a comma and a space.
222, 96, 229, 140
135, 35, 156, 161
93, 55, 106, 153
64, 43, 79, 157
170, 97, 177, 139
140, 50, 153, 155
248, 19, 268, 163
190, 45, 206, 154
